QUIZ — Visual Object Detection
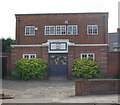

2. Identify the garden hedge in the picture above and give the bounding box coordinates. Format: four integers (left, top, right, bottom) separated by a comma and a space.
15, 58, 47, 80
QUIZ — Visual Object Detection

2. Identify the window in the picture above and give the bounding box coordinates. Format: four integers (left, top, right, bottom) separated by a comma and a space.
25, 26, 35, 35
87, 25, 98, 35
56, 25, 66, 35
81, 53, 95, 60
23, 54, 36, 59
67, 25, 78, 35
45, 26, 55, 35
113, 42, 120, 47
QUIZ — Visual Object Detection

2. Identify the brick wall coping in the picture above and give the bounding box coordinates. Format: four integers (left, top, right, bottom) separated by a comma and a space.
11, 44, 108, 48
15, 12, 109, 16
2, 52, 11, 54
76, 79, 120, 82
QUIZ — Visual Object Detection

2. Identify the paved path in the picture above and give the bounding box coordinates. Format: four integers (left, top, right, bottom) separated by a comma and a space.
1, 80, 119, 103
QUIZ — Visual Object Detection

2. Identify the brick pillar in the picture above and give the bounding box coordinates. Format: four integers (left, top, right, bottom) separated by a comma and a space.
99, 47, 108, 75
41, 47, 48, 63
41, 46, 49, 77
75, 80, 87, 96
11, 47, 17, 72
68, 46, 74, 79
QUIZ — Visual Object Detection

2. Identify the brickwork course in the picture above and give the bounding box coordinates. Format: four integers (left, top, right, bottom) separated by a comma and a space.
10, 12, 119, 78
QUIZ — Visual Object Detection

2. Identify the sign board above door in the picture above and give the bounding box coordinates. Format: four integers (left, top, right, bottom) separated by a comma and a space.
48, 39, 68, 53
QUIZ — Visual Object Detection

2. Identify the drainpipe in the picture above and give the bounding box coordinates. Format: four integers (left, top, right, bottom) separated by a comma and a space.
103, 16, 106, 44
117, 28, 120, 45
17, 18, 21, 45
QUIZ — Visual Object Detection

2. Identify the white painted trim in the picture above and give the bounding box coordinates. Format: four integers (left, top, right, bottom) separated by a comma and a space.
81, 53, 95, 61
44, 26, 55, 35
11, 43, 108, 48
56, 25, 66, 35
23, 54, 36, 59
87, 25, 98, 35
67, 25, 78, 35
25, 26, 35, 36
75, 44, 108, 46
48, 39, 69, 53
11, 45, 42, 47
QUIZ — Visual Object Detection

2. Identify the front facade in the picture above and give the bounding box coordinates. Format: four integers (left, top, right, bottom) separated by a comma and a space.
11, 12, 109, 78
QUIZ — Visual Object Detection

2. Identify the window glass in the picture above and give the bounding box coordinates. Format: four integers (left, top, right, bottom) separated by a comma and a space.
59, 55, 67, 65
25, 26, 35, 35
87, 25, 98, 35
56, 26, 66, 35
81, 53, 94, 60
23, 54, 36, 59
67, 25, 77, 35
45, 26, 55, 35
50, 55, 59, 65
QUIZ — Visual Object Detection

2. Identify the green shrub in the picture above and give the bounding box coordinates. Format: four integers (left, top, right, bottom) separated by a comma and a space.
15, 58, 47, 80
11, 72, 19, 79
72, 57, 101, 79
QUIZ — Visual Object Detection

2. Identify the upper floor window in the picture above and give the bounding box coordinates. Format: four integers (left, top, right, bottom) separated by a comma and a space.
45, 26, 55, 35
56, 25, 66, 35
23, 54, 36, 59
67, 25, 78, 35
25, 26, 35, 36
113, 42, 119, 47
81, 53, 95, 61
87, 25, 98, 35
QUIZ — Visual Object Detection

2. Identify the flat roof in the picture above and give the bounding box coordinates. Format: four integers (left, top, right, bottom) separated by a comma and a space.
108, 32, 118, 34
15, 12, 109, 16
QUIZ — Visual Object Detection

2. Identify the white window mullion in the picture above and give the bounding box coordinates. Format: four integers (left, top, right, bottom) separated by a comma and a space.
23, 54, 36, 59
45, 26, 55, 35
67, 25, 77, 35
81, 53, 95, 61
87, 25, 98, 35
25, 26, 35, 36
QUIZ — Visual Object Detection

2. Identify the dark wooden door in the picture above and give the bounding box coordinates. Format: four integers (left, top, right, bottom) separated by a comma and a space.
49, 54, 68, 77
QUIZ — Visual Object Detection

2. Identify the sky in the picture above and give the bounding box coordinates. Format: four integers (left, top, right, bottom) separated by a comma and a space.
0, 0, 119, 39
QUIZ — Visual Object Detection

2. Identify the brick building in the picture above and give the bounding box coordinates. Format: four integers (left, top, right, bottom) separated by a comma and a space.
108, 29, 120, 52
11, 12, 109, 78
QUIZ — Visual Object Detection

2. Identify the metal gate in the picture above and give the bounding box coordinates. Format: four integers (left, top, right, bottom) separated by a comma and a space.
49, 54, 68, 77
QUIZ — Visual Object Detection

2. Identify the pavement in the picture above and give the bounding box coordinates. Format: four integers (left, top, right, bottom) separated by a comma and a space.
1, 79, 120, 104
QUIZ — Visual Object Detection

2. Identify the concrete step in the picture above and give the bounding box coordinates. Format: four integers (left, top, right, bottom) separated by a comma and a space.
48, 76, 67, 81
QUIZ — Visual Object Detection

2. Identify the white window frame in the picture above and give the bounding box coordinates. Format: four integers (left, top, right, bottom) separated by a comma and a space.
87, 25, 98, 35
23, 54, 36, 59
81, 53, 95, 61
45, 26, 55, 35
56, 25, 66, 35
25, 26, 35, 36
67, 25, 78, 35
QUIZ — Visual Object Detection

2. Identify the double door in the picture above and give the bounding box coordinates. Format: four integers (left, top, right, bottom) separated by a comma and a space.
49, 54, 68, 77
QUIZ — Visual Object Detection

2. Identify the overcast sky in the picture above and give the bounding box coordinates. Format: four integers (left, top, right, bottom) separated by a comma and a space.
0, 0, 119, 39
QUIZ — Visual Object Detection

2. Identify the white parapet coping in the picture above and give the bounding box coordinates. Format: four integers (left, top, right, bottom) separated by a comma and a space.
11, 44, 108, 47
11, 39, 108, 48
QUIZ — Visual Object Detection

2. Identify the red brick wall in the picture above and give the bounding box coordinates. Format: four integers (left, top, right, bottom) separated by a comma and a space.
75, 79, 119, 96
107, 52, 120, 75
11, 46, 47, 71
15, 13, 108, 45
2, 53, 11, 71
11, 45, 108, 78
69, 46, 108, 76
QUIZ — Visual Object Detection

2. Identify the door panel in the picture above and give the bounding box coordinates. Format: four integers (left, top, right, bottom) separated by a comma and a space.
49, 54, 68, 77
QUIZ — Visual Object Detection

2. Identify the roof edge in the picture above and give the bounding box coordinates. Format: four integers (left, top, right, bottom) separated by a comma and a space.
15, 12, 109, 16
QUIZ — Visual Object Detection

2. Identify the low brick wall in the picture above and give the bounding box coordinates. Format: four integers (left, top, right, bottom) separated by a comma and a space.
107, 52, 120, 75
2, 52, 11, 71
75, 79, 119, 96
